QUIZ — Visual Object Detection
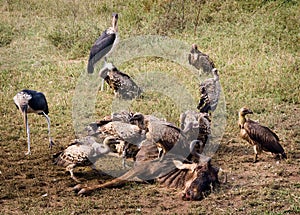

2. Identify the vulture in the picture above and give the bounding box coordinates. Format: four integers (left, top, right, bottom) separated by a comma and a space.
179, 110, 211, 153
53, 136, 110, 182
200, 68, 220, 112
197, 85, 212, 114
99, 62, 143, 100
129, 113, 182, 159
238, 107, 287, 162
86, 111, 134, 134
188, 44, 216, 74
188, 44, 221, 112
87, 120, 146, 168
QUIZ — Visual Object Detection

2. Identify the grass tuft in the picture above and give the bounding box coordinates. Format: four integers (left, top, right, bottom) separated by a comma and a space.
0, 22, 15, 47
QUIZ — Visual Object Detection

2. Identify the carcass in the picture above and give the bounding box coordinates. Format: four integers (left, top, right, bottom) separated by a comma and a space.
74, 139, 221, 201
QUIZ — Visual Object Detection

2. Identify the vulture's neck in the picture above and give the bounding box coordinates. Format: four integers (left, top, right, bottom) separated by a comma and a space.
212, 69, 219, 81
238, 113, 247, 128
135, 118, 146, 130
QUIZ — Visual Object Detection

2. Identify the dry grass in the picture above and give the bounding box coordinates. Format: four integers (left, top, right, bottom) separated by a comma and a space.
1, 0, 300, 214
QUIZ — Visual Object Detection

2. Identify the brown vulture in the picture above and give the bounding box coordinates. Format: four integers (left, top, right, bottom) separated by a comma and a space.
129, 113, 181, 159
99, 63, 143, 100
188, 44, 216, 74
238, 107, 287, 162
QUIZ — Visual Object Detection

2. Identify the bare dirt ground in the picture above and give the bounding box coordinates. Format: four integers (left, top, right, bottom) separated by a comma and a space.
0, 105, 299, 215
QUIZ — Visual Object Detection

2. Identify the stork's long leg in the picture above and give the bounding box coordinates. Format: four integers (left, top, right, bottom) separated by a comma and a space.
23, 111, 31, 155
100, 78, 105, 91
42, 112, 54, 149
100, 57, 108, 91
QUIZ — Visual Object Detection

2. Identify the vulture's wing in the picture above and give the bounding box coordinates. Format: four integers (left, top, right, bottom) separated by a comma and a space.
244, 120, 284, 154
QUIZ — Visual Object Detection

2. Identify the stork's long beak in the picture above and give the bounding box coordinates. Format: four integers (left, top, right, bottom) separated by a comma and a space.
21, 104, 27, 113
112, 13, 118, 30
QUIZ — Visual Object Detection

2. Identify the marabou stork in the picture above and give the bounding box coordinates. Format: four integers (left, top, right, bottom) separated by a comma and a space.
238, 107, 287, 162
87, 13, 119, 91
13, 89, 54, 155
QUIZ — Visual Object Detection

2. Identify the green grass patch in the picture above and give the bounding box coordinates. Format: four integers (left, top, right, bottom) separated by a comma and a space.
1, 0, 300, 214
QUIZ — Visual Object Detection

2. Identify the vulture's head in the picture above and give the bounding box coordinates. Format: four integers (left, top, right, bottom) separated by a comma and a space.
99, 62, 116, 79
191, 44, 198, 52
239, 107, 253, 117
212, 68, 219, 77
188, 44, 202, 69
129, 113, 145, 129
200, 85, 207, 94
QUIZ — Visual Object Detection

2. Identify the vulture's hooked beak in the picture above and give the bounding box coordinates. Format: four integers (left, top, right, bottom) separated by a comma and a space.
247, 109, 253, 114
129, 116, 135, 123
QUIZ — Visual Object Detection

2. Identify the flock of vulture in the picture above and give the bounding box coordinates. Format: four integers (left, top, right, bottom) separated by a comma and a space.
13, 13, 287, 200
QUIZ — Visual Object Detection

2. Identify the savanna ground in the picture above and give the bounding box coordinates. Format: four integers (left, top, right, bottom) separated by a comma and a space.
0, 0, 300, 214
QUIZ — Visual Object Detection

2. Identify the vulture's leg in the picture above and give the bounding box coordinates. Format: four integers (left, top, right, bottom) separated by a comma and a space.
253, 145, 259, 163
67, 165, 81, 183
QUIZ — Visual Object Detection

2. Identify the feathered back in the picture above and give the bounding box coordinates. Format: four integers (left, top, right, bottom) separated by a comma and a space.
53, 144, 94, 167
147, 120, 181, 152
244, 119, 286, 156
188, 44, 216, 74
200, 70, 220, 112
100, 121, 145, 146
53, 137, 109, 167
105, 68, 143, 100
